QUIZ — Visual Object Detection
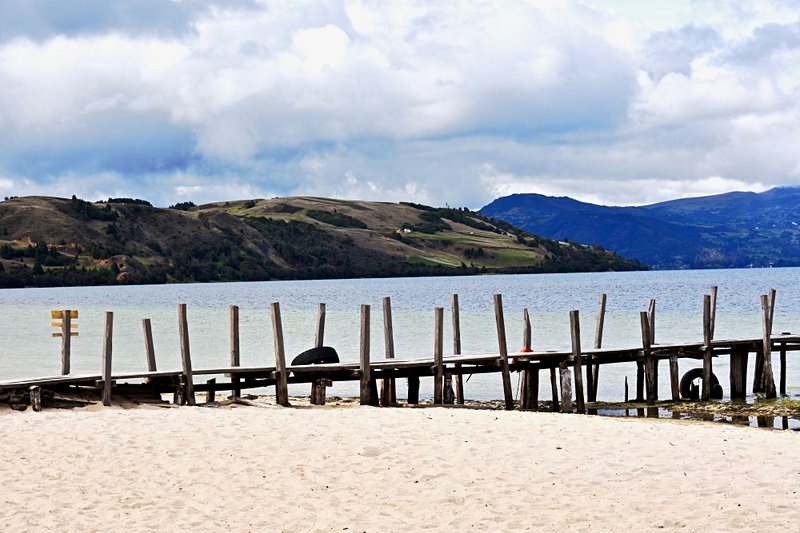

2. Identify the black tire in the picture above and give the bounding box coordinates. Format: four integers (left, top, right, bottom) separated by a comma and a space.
680, 367, 721, 399
291, 346, 340, 366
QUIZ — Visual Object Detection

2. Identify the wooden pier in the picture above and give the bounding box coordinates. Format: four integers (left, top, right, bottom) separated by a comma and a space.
2, 287, 799, 413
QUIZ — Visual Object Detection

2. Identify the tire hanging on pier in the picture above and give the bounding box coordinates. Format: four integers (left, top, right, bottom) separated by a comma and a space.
291, 346, 340, 365
679, 367, 723, 400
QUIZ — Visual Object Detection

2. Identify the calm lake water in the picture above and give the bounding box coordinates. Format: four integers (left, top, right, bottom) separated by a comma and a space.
1, 268, 798, 402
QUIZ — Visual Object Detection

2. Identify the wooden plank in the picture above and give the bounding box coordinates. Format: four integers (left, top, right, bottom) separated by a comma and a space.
230, 305, 241, 398
589, 293, 606, 402
493, 294, 515, 410
701, 294, 713, 401
641, 311, 657, 405
178, 304, 196, 406
569, 310, 585, 413
51, 322, 78, 328
51, 310, 78, 319
270, 302, 290, 407
142, 318, 157, 372
61, 310, 71, 375
760, 294, 777, 399
359, 304, 373, 406
381, 297, 396, 406
433, 307, 444, 405
669, 354, 680, 401
559, 362, 573, 413
729, 346, 748, 400
451, 294, 464, 405
101, 311, 114, 407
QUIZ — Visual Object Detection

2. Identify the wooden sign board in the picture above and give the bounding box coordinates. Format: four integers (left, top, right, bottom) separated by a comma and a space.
52, 332, 79, 337
51, 322, 78, 328
51, 310, 79, 319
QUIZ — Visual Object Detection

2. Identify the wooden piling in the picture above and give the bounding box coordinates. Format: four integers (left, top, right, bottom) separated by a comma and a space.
443, 373, 455, 404
451, 294, 464, 404
648, 299, 656, 344
381, 297, 396, 406
230, 305, 241, 398
729, 345, 749, 400
589, 293, 606, 402
669, 354, 680, 401
101, 311, 114, 407
433, 307, 444, 405
270, 302, 290, 407
624, 376, 629, 402
780, 332, 789, 396
360, 304, 376, 406
709, 286, 718, 339
569, 310, 585, 413
760, 294, 777, 399
492, 294, 515, 410
205, 378, 216, 403
701, 294, 713, 401
559, 362, 573, 413
315, 303, 326, 348
177, 304, 196, 406
407, 376, 420, 404
142, 318, 157, 372
640, 311, 657, 405
636, 362, 644, 401
519, 308, 532, 407
61, 310, 71, 375
550, 367, 559, 411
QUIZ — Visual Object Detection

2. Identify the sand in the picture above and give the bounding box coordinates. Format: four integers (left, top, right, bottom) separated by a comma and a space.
1, 402, 798, 532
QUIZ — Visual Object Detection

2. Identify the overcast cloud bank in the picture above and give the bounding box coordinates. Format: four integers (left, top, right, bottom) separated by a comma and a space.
0, 0, 798, 207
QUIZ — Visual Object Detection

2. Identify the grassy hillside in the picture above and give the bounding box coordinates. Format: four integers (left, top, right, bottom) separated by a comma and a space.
0, 195, 645, 288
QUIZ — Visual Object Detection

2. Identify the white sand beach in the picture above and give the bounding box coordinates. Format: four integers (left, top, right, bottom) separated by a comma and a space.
1, 403, 798, 531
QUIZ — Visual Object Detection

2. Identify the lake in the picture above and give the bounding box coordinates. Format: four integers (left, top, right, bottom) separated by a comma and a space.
1, 268, 798, 402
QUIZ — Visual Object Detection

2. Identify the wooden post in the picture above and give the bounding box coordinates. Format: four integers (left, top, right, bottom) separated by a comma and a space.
230, 305, 241, 398
760, 294, 777, 399
270, 302, 290, 407
451, 294, 464, 404
178, 304, 196, 406
641, 311, 657, 405
569, 310, 585, 413
433, 307, 444, 405
61, 310, 71, 375
29, 385, 42, 412
780, 332, 789, 396
709, 286, 718, 339
648, 299, 656, 344
669, 355, 680, 401
636, 362, 644, 401
730, 345, 749, 400
559, 361, 573, 413
550, 367, 559, 411
589, 293, 606, 402
205, 378, 216, 403
142, 318, 157, 372
624, 376, 629, 402
315, 303, 326, 348
359, 304, 375, 406
519, 308, 532, 407
381, 297, 396, 406
101, 311, 114, 407
701, 295, 713, 401
443, 373, 455, 404
493, 294, 515, 410
407, 376, 420, 404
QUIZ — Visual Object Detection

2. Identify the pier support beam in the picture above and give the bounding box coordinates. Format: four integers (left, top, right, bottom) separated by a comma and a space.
270, 302, 290, 407
701, 295, 713, 401
433, 307, 444, 405
381, 297, 396, 406
559, 362, 573, 413
492, 294, 515, 410
229, 306, 240, 398
760, 294, 777, 399
730, 346, 749, 400
178, 304, 196, 406
569, 310, 585, 413
589, 293, 606, 402
360, 304, 377, 406
451, 294, 464, 405
640, 311, 657, 405
101, 311, 114, 407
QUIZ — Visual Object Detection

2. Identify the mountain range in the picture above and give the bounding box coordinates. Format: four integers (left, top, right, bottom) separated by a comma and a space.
480, 187, 800, 269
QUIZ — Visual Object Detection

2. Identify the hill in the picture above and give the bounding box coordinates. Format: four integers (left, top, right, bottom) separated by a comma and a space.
480, 187, 800, 269
0, 195, 645, 287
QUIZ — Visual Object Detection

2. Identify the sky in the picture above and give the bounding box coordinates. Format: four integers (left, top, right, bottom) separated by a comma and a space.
0, 0, 799, 208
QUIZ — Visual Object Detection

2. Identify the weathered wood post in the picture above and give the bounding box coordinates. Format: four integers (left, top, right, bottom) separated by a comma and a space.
760, 294, 777, 399
310, 303, 327, 405
709, 286, 718, 339
569, 310, 586, 412
451, 294, 465, 404
142, 318, 157, 372
270, 302, 290, 407
61, 310, 72, 375
640, 311, 657, 405
229, 305, 241, 398
101, 311, 114, 407
433, 307, 444, 404
589, 293, 606, 402
753, 289, 775, 392
520, 308, 538, 409
550, 367, 559, 411
730, 345, 749, 400
492, 294, 515, 410
648, 298, 656, 344
178, 304, 196, 406
780, 332, 789, 396
559, 361, 573, 413
701, 294, 713, 401
669, 354, 680, 401
360, 304, 375, 406
381, 297, 396, 406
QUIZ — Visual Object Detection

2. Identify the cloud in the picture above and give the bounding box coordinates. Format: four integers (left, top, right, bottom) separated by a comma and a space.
0, 0, 798, 208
